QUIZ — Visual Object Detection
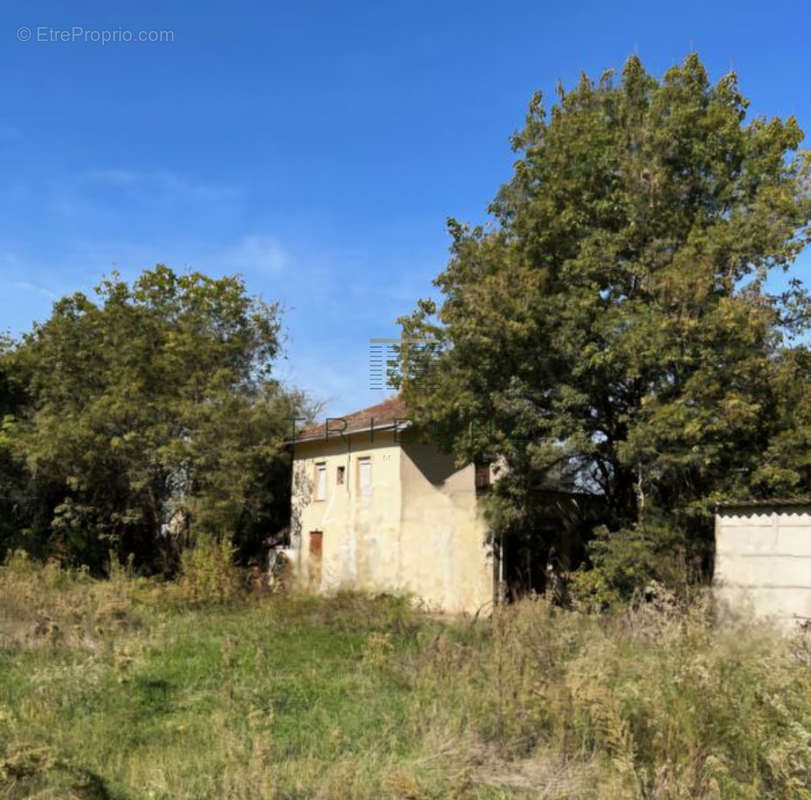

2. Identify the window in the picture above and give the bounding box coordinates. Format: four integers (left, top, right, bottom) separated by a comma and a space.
358, 457, 372, 497
315, 462, 327, 501
336, 465, 345, 485
475, 462, 491, 490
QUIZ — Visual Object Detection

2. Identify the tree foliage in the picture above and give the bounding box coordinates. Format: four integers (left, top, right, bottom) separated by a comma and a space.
400, 54, 811, 596
2, 266, 307, 572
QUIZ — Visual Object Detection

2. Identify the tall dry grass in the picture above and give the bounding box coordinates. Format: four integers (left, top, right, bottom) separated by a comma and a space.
0, 552, 809, 799
402, 596, 811, 799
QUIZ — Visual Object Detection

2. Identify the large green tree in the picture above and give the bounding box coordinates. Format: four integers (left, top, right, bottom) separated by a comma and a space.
4, 266, 305, 572
400, 54, 811, 596
0, 335, 37, 556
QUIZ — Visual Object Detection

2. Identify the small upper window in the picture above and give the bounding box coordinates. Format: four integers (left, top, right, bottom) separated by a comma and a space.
337, 465, 345, 485
315, 463, 327, 501
358, 457, 372, 496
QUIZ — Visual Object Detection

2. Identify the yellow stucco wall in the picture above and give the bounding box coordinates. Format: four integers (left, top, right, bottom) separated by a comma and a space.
399, 441, 493, 614
289, 432, 493, 614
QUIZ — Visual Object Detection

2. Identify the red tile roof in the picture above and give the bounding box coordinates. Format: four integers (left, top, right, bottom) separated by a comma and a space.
294, 395, 409, 442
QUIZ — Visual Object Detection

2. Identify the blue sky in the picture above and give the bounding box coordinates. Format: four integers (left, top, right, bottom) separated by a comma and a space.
2, 0, 809, 415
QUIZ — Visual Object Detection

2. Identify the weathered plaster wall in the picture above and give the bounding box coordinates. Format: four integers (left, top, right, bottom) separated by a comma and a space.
289, 433, 493, 613
399, 442, 493, 614
714, 506, 811, 629
292, 435, 402, 593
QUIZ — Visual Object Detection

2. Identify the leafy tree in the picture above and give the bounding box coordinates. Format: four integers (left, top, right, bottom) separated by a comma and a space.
400, 54, 811, 599
6, 266, 303, 572
0, 335, 34, 559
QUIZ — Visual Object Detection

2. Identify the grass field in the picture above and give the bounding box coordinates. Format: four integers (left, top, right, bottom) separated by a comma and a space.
1, 553, 810, 799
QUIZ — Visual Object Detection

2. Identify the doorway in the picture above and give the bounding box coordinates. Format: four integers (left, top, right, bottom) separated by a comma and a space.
309, 530, 323, 588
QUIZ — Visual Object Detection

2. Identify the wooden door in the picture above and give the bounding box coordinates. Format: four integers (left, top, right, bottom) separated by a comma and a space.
309, 530, 323, 588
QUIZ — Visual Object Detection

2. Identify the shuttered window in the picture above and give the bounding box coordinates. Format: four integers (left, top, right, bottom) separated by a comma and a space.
315, 463, 327, 501
358, 458, 372, 497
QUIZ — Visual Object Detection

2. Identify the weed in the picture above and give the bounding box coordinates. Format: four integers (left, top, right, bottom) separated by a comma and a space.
0, 558, 808, 799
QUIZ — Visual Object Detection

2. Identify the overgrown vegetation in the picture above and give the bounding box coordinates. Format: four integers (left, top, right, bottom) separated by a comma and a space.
1, 53, 809, 797
0, 267, 316, 574
399, 52, 811, 601
1, 556, 809, 799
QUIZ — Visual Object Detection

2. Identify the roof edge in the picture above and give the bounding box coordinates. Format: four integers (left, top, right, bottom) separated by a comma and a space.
289, 420, 411, 445
716, 498, 811, 510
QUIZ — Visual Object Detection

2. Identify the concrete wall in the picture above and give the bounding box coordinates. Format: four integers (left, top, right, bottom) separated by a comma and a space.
714, 505, 811, 629
289, 433, 493, 613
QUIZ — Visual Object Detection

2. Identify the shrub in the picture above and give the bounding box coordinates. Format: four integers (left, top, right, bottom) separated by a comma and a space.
175, 535, 244, 606
568, 522, 689, 609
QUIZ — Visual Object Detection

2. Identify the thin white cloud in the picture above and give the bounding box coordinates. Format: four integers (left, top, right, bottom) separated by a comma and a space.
1, 254, 59, 301
11, 281, 58, 301
79, 167, 241, 205
83, 168, 140, 185
0, 251, 21, 271
276, 349, 373, 418
221, 235, 288, 276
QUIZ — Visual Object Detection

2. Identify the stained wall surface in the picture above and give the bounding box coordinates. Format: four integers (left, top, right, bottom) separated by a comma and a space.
288, 432, 493, 613
714, 506, 811, 629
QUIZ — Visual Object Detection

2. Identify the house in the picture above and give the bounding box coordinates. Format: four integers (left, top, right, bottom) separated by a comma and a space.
283, 396, 596, 614
715, 500, 811, 629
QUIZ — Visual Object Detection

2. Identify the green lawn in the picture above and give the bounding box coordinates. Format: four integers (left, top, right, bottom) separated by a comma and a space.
1, 558, 810, 799
0, 571, 505, 800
